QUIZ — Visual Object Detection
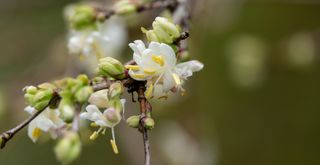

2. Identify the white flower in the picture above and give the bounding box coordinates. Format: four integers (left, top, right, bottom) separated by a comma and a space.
25, 106, 65, 142
80, 99, 126, 154
126, 40, 203, 98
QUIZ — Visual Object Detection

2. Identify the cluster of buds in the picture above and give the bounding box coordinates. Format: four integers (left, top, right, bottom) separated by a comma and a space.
127, 115, 155, 130
66, 5, 97, 30
142, 17, 181, 44
23, 83, 55, 111
55, 75, 93, 122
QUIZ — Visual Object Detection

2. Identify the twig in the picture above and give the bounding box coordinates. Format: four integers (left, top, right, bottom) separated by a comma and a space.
137, 82, 151, 165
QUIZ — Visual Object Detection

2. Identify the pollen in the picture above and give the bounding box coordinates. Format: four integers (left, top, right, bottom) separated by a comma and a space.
89, 131, 99, 140
152, 55, 164, 66
32, 127, 41, 139
125, 65, 140, 71
131, 73, 148, 79
172, 73, 181, 85
110, 139, 119, 154
90, 122, 98, 127
143, 68, 156, 74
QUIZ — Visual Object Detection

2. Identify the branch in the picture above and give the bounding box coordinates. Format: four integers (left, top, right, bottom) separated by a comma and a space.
0, 93, 60, 149
136, 82, 151, 165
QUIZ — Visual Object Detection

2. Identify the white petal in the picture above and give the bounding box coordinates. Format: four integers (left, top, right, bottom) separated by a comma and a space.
24, 106, 36, 115
80, 105, 106, 126
175, 60, 204, 79
162, 71, 176, 92
159, 43, 177, 67
28, 121, 39, 143
35, 113, 55, 132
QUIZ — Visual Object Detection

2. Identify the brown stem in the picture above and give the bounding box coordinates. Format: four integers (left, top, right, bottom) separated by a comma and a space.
137, 82, 151, 165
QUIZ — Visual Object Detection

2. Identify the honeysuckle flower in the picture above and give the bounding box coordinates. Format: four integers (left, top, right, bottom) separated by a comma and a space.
25, 106, 65, 142
80, 99, 126, 154
126, 40, 203, 98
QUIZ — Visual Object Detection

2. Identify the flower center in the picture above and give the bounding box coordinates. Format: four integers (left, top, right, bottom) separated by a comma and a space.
32, 127, 41, 139
152, 55, 164, 66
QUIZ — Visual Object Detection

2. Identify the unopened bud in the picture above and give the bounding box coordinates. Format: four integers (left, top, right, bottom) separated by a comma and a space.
108, 99, 123, 113
32, 89, 53, 111
75, 86, 93, 103
59, 103, 75, 123
126, 115, 140, 128
38, 83, 56, 90
114, 0, 136, 15
104, 108, 122, 127
155, 17, 180, 38
109, 82, 124, 99
54, 132, 81, 165
24, 86, 37, 95
69, 5, 96, 30
146, 30, 160, 42
153, 21, 173, 44
88, 89, 109, 108
76, 74, 90, 86
143, 117, 155, 130
98, 57, 125, 79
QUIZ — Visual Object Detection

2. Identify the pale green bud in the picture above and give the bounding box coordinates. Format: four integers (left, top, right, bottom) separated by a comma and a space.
126, 115, 140, 128
69, 5, 96, 30
104, 108, 122, 126
155, 17, 180, 38
59, 101, 75, 123
54, 132, 81, 165
24, 86, 37, 95
38, 83, 56, 90
146, 30, 160, 42
143, 117, 155, 130
153, 21, 173, 44
75, 86, 93, 103
32, 89, 53, 111
24, 93, 34, 105
114, 0, 136, 15
98, 57, 126, 79
76, 74, 90, 86
88, 89, 109, 108
109, 82, 124, 99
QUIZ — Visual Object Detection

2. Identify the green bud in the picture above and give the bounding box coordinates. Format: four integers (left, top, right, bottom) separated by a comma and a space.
70, 5, 96, 30
155, 17, 180, 38
153, 21, 173, 44
146, 30, 160, 42
38, 83, 56, 90
24, 93, 34, 105
32, 89, 53, 111
144, 117, 155, 130
126, 115, 140, 128
54, 132, 81, 165
109, 82, 124, 99
114, 0, 136, 15
76, 74, 90, 86
24, 86, 37, 95
88, 89, 109, 108
59, 101, 75, 123
98, 57, 125, 79
75, 86, 93, 103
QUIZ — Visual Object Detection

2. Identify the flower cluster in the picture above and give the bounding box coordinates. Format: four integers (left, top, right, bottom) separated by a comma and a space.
5, 1, 204, 165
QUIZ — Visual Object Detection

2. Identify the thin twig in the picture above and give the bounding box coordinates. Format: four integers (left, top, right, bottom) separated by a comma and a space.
137, 82, 151, 165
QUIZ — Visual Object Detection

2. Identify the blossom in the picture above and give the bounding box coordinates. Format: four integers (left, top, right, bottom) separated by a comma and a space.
80, 99, 126, 154
25, 106, 65, 142
126, 40, 203, 98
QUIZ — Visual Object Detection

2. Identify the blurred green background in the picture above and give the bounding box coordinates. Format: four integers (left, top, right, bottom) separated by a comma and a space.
1, 0, 320, 165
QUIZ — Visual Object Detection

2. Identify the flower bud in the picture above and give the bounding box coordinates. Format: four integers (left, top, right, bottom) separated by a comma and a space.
69, 5, 96, 30
155, 17, 180, 38
54, 132, 81, 165
126, 115, 140, 128
143, 117, 155, 130
32, 89, 53, 111
75, 86, 93, 103
24, 86, 37, 95
88, 89, 109, 108
76, 74, 90, 86
59, 101, 75, 123
114, 0, 136, 15
152, 21, 173, 44
109, 82, 124, 99
146, 30, 160, 42
38, 83, 56, 90
103, 108, 121, 126
108, 99, 123, 113
98, 57, 126, 79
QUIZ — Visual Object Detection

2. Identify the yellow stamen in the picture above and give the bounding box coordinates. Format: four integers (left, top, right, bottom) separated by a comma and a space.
158, 95, 168, 100
152, 55, 164, 66
79, 54, 85, 61
32, 128, 41, 139
172, 73, 181, 85
145, 84, 154, 99
110, 139, 119, 154
90, 122, 98, 127
125, 65, 140, 71
131, 73, 148, 79
89, 131, 99, 140
143, 68, 156, 75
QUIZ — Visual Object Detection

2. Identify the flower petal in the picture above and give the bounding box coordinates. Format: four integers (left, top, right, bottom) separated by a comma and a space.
175, 60, 204, 79
28, 121, 40, 143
